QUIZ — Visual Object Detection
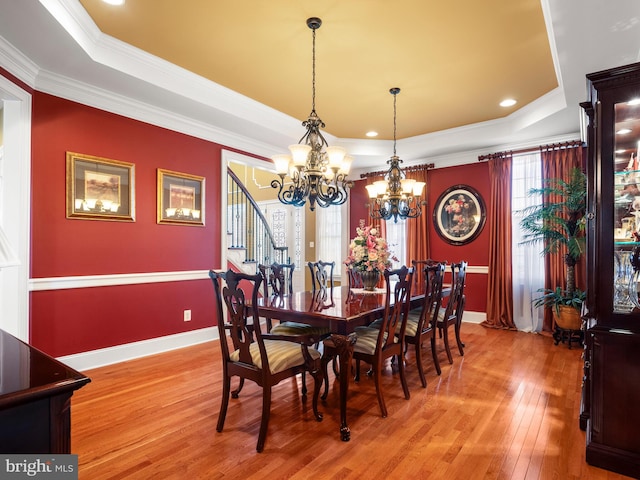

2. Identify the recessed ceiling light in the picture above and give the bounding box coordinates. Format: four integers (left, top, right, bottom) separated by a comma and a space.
499, 98, 517, 107
617, 128, 632, 134
102, 0, 125, 5
366, 131, 378, 137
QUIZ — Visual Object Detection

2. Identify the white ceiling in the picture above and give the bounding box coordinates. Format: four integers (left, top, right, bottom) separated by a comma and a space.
1, 0, 640, 177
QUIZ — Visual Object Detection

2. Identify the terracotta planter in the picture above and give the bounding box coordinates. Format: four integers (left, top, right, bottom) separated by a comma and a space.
554, 305, 582, 330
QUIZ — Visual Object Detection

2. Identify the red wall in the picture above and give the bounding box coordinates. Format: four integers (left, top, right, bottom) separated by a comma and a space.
30, 92, 223, 356
428, 163, 490, 313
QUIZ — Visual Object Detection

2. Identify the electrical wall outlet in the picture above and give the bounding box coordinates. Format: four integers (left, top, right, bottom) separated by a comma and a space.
183, 309, 191, 322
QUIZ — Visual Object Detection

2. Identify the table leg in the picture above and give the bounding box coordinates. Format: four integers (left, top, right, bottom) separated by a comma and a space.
330, 333, 357, 441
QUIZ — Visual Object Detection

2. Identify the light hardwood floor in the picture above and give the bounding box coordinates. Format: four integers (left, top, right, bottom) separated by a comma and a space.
71, 323, 633, 479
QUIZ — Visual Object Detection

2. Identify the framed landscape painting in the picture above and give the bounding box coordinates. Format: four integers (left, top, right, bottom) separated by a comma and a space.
157, 169, 205, 226
66, 152, 135, 222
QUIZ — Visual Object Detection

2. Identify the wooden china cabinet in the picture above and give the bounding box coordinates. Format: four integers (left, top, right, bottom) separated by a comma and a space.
581, 62, 640, 479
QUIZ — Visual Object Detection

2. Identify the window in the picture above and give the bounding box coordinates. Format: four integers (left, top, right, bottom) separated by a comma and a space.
512, 152, 545, 332
316, 204, 347, 280
385, 218, 407, 268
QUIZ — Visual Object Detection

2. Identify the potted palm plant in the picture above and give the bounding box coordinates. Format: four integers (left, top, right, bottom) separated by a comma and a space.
519, 167, 587, 331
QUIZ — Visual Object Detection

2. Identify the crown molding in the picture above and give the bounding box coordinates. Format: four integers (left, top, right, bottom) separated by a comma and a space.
35, 69, 282, 159
0, 35, 39, 88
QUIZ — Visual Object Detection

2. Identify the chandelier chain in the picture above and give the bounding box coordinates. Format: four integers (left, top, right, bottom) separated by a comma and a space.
312, 27, 316, 113
393, 91, 397, 157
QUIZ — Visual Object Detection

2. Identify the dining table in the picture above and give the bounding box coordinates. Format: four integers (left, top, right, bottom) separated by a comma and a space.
255, 284, 438, 442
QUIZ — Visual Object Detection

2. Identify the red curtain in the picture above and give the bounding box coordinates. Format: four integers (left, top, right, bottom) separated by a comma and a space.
406, 168, 430, 266
541, 144, 585, 331
481, 155, 516, 329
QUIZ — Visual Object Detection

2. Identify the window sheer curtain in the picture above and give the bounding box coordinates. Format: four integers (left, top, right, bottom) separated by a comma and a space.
316, 204, 343, 279
541, 144, 585, 331
482, 155, 517, 330
512, 153, 545, 332
385, 218, 407, 269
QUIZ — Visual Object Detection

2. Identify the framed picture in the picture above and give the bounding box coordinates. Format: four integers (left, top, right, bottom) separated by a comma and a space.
157, 169, 205, 226
433, 184, 486, 245
66, 152, 135, 221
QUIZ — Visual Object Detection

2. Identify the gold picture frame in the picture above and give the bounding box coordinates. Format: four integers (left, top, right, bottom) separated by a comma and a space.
66, 152, 135, 221
157, 169, 205, 226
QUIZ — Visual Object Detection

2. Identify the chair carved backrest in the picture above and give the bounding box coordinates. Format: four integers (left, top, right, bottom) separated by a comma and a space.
210, 269, 265, 369
259, 262, 294, 298
347, 269, 364, 289
308, 260, 334, 293
443, 261, 467, 324
378, 266, 414, 350
411, 259, 443, 293
413, 262, 446, 333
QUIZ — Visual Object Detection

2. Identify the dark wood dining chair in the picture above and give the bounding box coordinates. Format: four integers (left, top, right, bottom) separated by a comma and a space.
308, 260, 334, 293
410, 259, 442, 295
260, 262, 331, 338
259, 261, 294, 297
258, 262, 293, 330
436, 261, 467, 364
406, 261, 445, 386
323, 266, 414, 418
209, 269, 324, 452
259, 262, 330, 395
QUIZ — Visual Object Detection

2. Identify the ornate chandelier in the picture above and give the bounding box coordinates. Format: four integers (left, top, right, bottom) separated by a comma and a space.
271, 17, 353, 211
366, 88, 426, 223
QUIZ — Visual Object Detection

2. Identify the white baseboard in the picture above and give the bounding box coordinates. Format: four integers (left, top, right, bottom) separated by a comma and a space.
56, 327, 220, 372
462, 311, 485, 324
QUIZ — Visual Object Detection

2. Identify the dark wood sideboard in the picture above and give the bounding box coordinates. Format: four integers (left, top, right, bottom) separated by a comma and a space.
0, 328, 90, 453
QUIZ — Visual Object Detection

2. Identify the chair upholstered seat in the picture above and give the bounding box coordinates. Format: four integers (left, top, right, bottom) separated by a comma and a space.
367, 318, 383, 329
270, 321, 330, 339
230, 340, 321, 374
404, 315, 421, 337
370, 310, 422, 343
352, 326, 390, 355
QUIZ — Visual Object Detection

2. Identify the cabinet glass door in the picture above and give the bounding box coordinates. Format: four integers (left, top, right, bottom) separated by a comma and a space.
613, 98, 640, 313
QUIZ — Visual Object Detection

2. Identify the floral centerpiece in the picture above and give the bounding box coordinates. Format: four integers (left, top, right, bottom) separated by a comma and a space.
344, 220, 396, 290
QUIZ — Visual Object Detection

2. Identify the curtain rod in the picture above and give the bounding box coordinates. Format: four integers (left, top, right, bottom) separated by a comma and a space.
359, 162, 435, 179
477, 140, 584, 162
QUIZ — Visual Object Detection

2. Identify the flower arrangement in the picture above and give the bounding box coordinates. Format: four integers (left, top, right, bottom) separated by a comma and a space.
344, 220, 396, 274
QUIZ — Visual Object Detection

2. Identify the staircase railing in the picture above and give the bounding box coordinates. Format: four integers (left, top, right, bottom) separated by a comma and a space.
227, 168, 288, 269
